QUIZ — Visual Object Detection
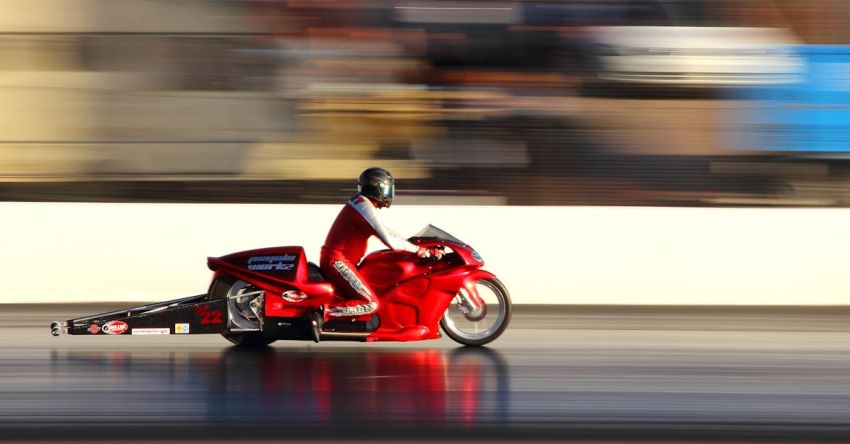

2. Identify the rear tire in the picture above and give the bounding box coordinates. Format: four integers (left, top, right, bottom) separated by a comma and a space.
440, 277, 511, 346
210, 276, 276, 347
222, 331, 276, 347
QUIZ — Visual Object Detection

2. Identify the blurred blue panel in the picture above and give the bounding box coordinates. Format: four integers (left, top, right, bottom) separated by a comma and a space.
732, 45, 850, 153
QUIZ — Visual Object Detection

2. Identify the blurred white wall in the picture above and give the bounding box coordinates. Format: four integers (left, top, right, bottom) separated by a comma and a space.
1, 202, 848, 305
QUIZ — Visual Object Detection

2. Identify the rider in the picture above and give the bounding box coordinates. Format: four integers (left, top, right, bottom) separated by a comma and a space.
320, 167, 443, 320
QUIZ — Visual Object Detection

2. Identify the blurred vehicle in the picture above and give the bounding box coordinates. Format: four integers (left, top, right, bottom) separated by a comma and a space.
586, 0, 803, 88
730, 45, 850, 154
591, 26, 802, 87
52, 225, 511, 347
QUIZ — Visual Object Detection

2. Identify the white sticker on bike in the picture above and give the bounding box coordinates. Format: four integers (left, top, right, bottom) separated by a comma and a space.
332, 261, 371, 298
131, 328, 171, 335
328, 302, 377, 317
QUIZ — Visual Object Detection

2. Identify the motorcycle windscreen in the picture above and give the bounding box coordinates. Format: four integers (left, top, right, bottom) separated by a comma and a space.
410, 224, 466, 245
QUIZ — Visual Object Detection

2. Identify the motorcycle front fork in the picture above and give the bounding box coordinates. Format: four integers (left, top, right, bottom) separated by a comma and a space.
455, 288, 479, 314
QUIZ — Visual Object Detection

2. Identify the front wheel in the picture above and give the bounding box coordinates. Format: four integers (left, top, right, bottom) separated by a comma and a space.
440, 277, 511, 346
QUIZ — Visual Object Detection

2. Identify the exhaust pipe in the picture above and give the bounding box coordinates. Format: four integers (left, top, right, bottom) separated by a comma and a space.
320, 331, 370, 342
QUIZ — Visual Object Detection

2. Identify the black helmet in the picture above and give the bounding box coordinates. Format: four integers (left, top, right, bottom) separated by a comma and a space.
358, 167, 395, 208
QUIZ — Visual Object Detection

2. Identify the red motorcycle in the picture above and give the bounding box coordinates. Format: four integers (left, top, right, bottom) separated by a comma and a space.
52, 225, 511, 347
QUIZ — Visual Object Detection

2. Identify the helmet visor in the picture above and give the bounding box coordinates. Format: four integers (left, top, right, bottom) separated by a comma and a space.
379, 180, 395, 200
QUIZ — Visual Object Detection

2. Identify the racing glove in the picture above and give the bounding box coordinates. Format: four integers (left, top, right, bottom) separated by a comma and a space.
416, 247, 445, 260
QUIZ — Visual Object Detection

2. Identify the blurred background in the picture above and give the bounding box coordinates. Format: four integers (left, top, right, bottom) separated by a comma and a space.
2, 0, 850, 206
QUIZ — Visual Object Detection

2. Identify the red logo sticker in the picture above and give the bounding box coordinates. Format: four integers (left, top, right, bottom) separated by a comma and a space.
102, 321, 129, 335
282, 290, 308, 303
87, 324, 101, 335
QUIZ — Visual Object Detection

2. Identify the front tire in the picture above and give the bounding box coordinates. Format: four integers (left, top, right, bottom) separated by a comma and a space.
210, 276, 276, 347
440, 277, 511, 346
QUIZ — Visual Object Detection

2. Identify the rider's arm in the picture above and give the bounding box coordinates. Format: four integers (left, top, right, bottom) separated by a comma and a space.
348, 196, 419, 253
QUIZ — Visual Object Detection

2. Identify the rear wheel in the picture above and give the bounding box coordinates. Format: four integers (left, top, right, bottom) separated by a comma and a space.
440, 277, 511, 346
209, 276, 276, 347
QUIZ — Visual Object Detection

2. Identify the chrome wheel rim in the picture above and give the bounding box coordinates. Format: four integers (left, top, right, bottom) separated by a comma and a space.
226, 280, 262, 330
442, 279, 507, 342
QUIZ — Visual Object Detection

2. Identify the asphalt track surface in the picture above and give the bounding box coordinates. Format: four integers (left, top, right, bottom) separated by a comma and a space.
2, 305, 850, 443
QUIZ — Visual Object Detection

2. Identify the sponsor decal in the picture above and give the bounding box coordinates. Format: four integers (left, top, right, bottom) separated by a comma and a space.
175, 323, 190, 334
131, 328, 170, 335
87, 324, 101, 335
281, 290, 308, 303
247, 254, 297, 271
101, 321, 129, 335
248, 254, 297, 264
332, 261, 371, 298
328, 302, 377, 317
195, 306, 223, 325
249, 262, 294, 271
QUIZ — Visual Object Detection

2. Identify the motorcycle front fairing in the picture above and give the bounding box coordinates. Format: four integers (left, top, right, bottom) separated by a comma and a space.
357, 229, 490, 342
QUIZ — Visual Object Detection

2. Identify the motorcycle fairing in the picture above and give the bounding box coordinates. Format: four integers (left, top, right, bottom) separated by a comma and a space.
365, 268, 497, 342
208, 246, 336, 317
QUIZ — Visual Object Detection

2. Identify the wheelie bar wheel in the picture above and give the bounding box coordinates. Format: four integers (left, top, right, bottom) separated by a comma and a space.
50, 321, 64, 337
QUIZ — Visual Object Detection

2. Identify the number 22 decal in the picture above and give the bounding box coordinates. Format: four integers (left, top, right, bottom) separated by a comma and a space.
195, 306, 222, 325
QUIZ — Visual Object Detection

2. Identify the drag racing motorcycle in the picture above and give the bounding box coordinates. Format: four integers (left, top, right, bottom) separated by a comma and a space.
51, 226, 511, 347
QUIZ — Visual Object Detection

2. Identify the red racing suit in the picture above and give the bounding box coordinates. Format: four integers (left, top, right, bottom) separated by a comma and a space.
320, 194, 420, 317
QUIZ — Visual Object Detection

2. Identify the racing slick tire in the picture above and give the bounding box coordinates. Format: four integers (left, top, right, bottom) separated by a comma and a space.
221, 331, 275, 347
440, 277, 511, 347
209, 276, 276, 347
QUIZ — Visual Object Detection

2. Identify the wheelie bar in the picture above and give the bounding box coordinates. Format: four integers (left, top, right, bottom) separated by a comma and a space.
51, 295, 228, 337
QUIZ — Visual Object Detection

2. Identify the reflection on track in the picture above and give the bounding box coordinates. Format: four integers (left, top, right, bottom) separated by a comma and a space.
209, 347, 510, 426
4, 306, 850, 442
43, 347, 509, 435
